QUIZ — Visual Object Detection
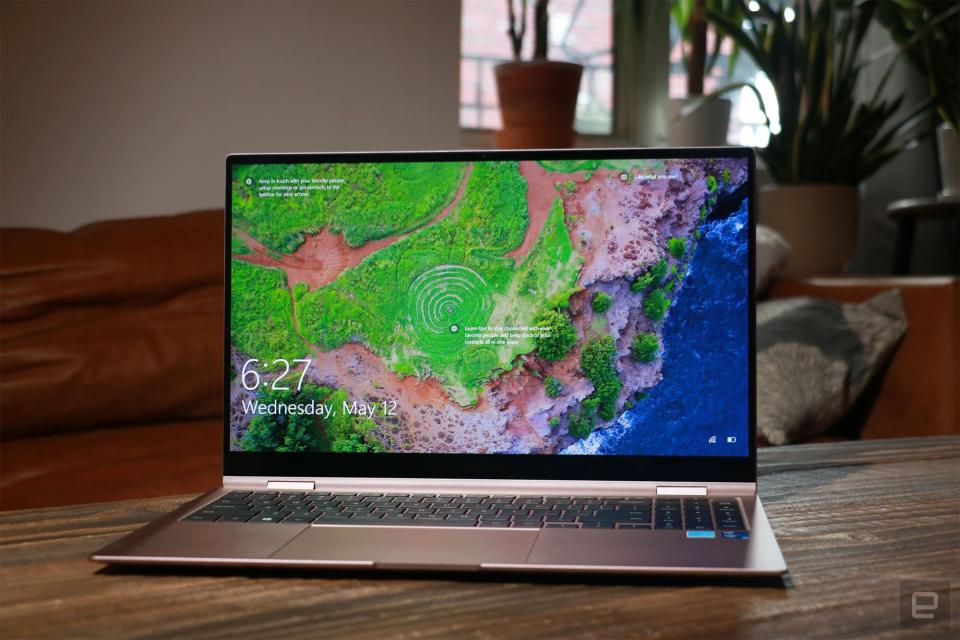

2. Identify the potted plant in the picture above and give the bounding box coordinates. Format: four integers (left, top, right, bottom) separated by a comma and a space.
665, 0, 744, 146
495, 0, 583, 149
876, 0, 960, 198
708, 0, 936, 276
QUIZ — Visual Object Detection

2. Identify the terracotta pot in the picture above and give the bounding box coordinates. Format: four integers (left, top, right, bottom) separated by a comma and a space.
758, 184, 859, 277
494, 60, 583, 149
663, 97, 732, 147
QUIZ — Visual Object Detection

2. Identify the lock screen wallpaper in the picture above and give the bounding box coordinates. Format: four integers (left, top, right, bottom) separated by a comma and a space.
228, 156, 750, 457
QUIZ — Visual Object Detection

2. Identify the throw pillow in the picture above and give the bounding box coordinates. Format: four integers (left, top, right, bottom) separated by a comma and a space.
755, 224, 791, 294
757, 290, 907, 445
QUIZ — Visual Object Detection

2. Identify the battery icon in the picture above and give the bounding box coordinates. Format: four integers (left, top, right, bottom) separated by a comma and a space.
726, 436, 737, 444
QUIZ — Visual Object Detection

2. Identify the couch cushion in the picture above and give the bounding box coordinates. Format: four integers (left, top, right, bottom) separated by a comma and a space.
0, 211, 224, 439
0, 419, 221, 510
756, 291, 907, 445
768, 277, 960, 440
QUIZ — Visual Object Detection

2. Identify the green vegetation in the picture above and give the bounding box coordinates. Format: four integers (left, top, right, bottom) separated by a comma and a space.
232, 161, 465, 253
591, 291, 612, 313
534, 309, 578, 362
643, 289, 671, 322
292, 162, 580, 405
330, 418, 386, 453
565, 333, 623, 440
580, 333, 622, 422
548, 416, 561, 429
544, 376, 563, 398
537, 158, 658, 173
567, 413, 594, 439
631, 333, 660, 363
239, 384, 384, 453
231, 260, 306, 361
706, 175, 718, 193
721, 168, 732, 184
231, 234, 251, 255
699, 205, 707, 222
564, 180, 576, 193
667, 237, 687, 260
630, 258, 668, 293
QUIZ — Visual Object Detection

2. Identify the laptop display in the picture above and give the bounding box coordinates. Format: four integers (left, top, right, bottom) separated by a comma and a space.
228, 155, 750, 459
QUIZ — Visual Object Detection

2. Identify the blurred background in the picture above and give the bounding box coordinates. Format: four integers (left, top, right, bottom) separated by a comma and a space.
3, 0, 956, 273
1, 0, 957, 510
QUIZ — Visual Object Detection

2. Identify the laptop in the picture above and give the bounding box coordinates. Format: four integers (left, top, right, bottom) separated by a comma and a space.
93, 147, 787, 576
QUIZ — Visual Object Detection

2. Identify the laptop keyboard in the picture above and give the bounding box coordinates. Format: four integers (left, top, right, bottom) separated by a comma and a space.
184, 492, 747, 531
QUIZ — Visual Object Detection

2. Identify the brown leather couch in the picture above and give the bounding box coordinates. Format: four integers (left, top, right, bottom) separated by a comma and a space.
1, 211, 958, 510
1, 212, 223, 510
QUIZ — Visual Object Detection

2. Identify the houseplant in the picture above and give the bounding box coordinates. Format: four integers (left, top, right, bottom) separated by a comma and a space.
664, 0, 744, 146
495, 0, 583, 149
876, 0, 960, 197
708, 0, 934, 276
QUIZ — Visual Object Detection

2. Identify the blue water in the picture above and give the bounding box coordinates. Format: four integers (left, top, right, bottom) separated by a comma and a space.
598, 201, 750, 457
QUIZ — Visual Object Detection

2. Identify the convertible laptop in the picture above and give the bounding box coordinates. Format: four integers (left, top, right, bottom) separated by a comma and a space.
93, 148, 787, 576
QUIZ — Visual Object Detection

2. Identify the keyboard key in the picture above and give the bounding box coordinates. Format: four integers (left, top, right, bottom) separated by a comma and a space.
512, 519, 544, 528
313, 515, 357, 524
544, 523, 579, 528
251, 515, 284, 523
219, 514, 253, 523
376, 517, 419, 525
580, 521, 615, 529
616, 523, 652, 529
281, 513, 318, 524
202, 503, 254, 513
185, 512, 221, 522
544, 514, 577, 522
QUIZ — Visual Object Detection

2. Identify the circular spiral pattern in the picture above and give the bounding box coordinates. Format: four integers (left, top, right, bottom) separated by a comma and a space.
406, 265, 491, 356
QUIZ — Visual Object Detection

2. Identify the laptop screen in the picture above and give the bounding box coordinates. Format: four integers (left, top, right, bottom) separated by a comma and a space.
228, 154, 750, 460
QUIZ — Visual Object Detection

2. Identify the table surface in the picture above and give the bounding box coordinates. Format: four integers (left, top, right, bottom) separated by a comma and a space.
2, 437, 958, 640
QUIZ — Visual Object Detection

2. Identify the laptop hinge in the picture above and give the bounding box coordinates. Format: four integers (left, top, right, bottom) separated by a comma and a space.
656, 486, 708, 497
266, 480, 316, 490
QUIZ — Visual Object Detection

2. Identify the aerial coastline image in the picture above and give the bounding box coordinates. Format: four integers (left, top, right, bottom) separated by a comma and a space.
229, 156, 750, 456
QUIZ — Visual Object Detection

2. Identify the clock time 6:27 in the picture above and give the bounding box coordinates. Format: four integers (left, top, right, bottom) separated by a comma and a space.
239, 358, 312, 391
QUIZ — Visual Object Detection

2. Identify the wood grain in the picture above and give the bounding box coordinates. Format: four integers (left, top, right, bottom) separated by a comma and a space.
1, 437, 958, 640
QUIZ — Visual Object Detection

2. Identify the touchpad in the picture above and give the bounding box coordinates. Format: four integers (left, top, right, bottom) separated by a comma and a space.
272, 526, 538, 569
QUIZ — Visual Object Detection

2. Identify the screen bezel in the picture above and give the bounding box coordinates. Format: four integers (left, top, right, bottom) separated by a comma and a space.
223, 147, 757, 483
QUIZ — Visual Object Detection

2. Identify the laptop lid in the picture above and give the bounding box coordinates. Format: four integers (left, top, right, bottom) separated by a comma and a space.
224, 148, 756, 484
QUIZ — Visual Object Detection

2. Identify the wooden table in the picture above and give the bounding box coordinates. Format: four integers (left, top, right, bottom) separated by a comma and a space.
2, 437, 958, 639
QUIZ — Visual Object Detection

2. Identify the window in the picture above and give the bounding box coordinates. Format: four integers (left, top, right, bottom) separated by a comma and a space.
460, 0, 614, 135
667, 6, 780, 146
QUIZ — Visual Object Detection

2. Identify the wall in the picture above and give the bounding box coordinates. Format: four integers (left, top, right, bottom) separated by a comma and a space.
855, 24, 952, 275
1, 0, 461, 230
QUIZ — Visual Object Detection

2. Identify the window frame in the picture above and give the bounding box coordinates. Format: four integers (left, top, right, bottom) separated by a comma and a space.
460, 0, 663, 149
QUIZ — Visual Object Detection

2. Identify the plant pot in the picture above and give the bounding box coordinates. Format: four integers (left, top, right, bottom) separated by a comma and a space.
494, 61, 583, 149
937, 122, 959, 198
758, 184, 859, 277
663, 97, 732, 147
